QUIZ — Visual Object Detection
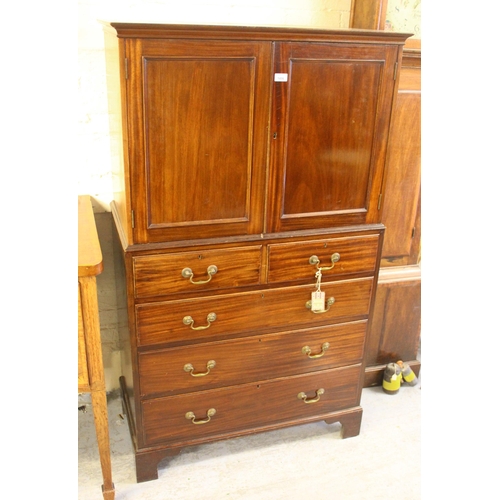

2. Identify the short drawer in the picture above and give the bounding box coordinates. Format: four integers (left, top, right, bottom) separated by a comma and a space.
141, 364, 361, 447
135, 278, 373, 347
133, 246, 262, 299
139, 320, 367, 398
267, 235, 380, 284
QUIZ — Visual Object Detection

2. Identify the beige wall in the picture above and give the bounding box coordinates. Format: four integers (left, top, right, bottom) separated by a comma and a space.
78, 0, 352, 213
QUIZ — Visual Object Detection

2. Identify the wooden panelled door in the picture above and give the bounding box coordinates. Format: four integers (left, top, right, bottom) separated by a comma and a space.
380, 54, 421, 266
267, 42, 401, 232
125, 39, 273, 244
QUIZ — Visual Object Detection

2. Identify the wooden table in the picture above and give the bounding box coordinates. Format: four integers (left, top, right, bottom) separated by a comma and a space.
78, 195, 115, 500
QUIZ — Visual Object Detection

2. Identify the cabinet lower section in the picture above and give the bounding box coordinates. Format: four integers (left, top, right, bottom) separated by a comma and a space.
142, 364, 361, 447
113, 221, 385, 483
120, 369, 364, 482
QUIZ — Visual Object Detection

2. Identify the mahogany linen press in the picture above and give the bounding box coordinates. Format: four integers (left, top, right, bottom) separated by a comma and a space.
104, 22, 410, 482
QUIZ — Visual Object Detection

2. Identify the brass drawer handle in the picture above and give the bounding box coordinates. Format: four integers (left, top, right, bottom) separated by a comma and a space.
183, 312, 217, 330
302, 342, 330, 359
305, 297, 335, 313
309, 252, 340, 271
297, 388, 325, 404
185, 408, 216, 425
184, 360, 216, 377
181, 265, 218, 284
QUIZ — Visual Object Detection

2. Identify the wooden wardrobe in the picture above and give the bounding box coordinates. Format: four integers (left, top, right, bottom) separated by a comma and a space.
350, 0, 422, 385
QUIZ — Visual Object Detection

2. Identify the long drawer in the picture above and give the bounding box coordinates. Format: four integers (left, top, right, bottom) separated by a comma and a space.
135, 278, 373, 347
133, 246, 263, 299
267, 234, 380, 284
141, 364, 361, 447
139, 320, 367, 398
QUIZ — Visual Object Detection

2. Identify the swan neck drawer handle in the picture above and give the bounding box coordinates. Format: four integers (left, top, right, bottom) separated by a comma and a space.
302, 342, 330, 359
183, 312, 217, 330
305, 297, 335, 313
184, 360, 216, 377
297, 388, 325, 404
309, 252, 340, 271
181, 265, 218, 284
185, 408, 216, 424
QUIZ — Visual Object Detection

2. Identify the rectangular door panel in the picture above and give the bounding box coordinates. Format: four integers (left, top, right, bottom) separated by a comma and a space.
268, 42, 400, 232
127, 40, 272, 243
283, 59, 381, 215
144, 57, 253, 226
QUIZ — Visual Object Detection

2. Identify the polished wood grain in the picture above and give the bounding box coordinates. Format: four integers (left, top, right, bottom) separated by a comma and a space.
78, 196, 114, 500
380, 52, 421, 266
126, 39, 272, 244
104, 24, 405, 484
364, 266, 421, 375
267, 234, 380, 284
267, 41, 402, 232
103, 27, 132, 247
132, 403, 363, 483
107, 23, 410, 247
78, 196, 104, 277
139, 320, 367, 398
110, 23, 409, 44
365, 49, 421, 384
78, 286, 90, 389
141, 365, 361, 447
133, 246, 262, 299
349, 1, 421, 386
135, 278, 373, 348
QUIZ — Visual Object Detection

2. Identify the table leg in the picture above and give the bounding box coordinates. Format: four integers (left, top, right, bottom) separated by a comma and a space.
91, 389, 115, 500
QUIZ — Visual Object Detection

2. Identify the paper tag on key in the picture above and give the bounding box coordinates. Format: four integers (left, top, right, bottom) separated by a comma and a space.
311, 290, 326, 312
311, 269, 326, 312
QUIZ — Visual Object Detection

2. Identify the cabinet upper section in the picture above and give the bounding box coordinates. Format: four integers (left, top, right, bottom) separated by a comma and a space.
104, 24, 411, 247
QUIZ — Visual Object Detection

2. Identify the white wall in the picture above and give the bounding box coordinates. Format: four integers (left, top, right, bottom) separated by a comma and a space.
77, 0, 352, 212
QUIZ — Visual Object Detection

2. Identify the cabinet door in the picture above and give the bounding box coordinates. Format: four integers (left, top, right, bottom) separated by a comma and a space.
126, 39, 272, 243
267, 42, 401, 232
380, 55, 421, 266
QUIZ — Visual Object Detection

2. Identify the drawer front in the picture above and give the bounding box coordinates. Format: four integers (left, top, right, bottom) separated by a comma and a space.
267, 234, 380, 284
141, 364, 361, 447
135, 278, 373, 347
139, 320, 367, 398
133, 246, 262, 299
